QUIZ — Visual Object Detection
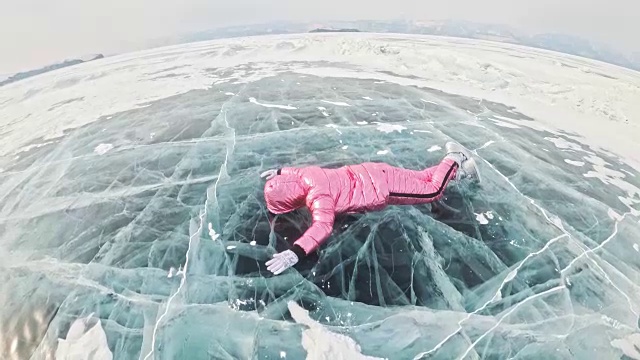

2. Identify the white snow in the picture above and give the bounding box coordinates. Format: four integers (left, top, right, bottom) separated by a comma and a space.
375, 123, 406, 133
475, 211, 494, 225
93, 143, 113, 155
250, 240, 256, 246
564, 159, 586, 167
427, 145, 441, 152
475, 213, 489, 225
377, 150, 389, 155
342, 145, 349, 150
225, 92, 235, 96
356, 121, 368, 125
362, 96, 373, 100
321, 100, 351, 107
55, 317, 113, 360
413, 130, 432, 133
491, 119, 521, 128
249, 97, 297, 110
317, 106, 330, 117
420, 99, 438, 105
477, 140, 495, 150
208, 223, 219, 241
611, 334, 640, 360
544, 137, 585, 152
608, 208, 623, 221
1, 33, 639, 170
634, 244, 639, 252
288, 302, 383, 360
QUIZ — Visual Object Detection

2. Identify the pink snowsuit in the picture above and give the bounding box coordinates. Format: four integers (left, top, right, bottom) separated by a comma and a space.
264, 158, 458, 257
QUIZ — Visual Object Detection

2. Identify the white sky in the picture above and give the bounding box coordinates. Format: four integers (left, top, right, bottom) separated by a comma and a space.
1, 0, 639, 74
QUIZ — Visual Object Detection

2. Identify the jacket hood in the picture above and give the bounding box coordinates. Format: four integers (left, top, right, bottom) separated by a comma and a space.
264, 174, 307, 214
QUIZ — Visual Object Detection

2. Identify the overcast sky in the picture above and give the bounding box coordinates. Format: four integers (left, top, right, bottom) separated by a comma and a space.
1, 0, 639, 74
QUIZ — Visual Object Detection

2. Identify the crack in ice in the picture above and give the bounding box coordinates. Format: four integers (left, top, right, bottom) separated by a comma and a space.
412, 234, 567, 359
143, 111, 235, 360
457, 286, 565, 360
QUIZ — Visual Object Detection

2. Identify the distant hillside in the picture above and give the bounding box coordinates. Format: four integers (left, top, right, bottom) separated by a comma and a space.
309, 28, 361, 33
0, 54, 104, 87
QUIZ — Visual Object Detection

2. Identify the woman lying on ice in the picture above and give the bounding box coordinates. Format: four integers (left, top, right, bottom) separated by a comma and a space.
260, 142, 480, 275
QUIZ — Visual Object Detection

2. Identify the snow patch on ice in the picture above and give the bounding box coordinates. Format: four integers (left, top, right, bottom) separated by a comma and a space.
375, 123, 406, 133
545, 137, 584, 152
357, 121, 368, 125
321, 100, 351, 107
225, 92, 235, 96
342, 145, 349, 150
475, 213, 489, 225
208, 223, 219, 241
491, 119, 521, 128
288, 302, 383, 360
94, 143, 113, 155
420, 99, 438, 105
608, 208, 623, 221
413, 130, 432, 133
477, 140, 495, 150
362, 96, 373, 100
564, 159, 585, 167
377, 150, 389, 155
634, 244, 640, 252
611, 333, 640, 360
55, 317, 113, 360
249, 97, 297, 110
317, 106, 330, 117
427, 145, 441, 152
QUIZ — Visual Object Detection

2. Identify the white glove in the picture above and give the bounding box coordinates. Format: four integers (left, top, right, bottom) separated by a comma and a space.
266, 250, 299, 275
260, 169, 278, 180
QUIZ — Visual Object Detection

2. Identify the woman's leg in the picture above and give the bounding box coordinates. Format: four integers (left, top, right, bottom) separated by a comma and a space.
386, 158, 458, 205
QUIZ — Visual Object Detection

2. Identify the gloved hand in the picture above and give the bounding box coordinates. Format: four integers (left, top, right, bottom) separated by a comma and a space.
260, 169, 278, 180
266, 250, 299, 275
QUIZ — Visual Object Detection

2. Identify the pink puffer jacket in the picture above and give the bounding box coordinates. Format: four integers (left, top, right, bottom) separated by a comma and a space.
264, 159, 457, 256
